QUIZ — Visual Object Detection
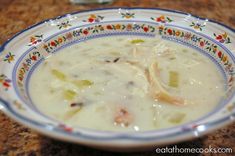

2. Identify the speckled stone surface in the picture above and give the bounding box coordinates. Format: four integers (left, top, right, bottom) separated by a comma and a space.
0, 0, 234, 155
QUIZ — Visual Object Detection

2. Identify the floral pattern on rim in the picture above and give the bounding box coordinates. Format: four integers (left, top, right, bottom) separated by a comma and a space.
18, 51, 41, 82
205, 43, 218, 54
190, 22, 205, 31
106, 24, 124, 30
90, 25, 105, 33
0, 74, 11, 90
43, 34, 72, 53
121, 12, 135, 19
83, 14, 104, 23
3, 52, 15, 63
150, 15, 173, 23
57, 21, 72, 29
28, 35, 43, 46
43, 23, 155, 53
214, 32, 231, 44
141, 24, 155, 32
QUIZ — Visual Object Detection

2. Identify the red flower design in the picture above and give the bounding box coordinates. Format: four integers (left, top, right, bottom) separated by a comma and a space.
83, 30, 89, 35
218, 51, 222, 58
214, 33, 231, 44
3, 82, 10, 88
200, 41, 205, 47
19, 77, 23, 81
143, 27, 149, 32
0, 75, 11, 90
106, 25, 112, 30
88, 18, 94, 23
157, 17, 162, 22
167, 29, 173, 35
216, 35, 222, 40
50, 41, 56, 47
31, 55, 37, 61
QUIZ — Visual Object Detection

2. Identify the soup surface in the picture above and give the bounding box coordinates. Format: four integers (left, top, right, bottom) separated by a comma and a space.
30, 36, 225, 131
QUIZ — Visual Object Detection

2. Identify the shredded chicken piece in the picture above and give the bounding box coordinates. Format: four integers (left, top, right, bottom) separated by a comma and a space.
125, 58, 184, 105
114, 107, 133, 127
125, 60, 144, 69
146, 62, 185, 106
98, 46, 185, 106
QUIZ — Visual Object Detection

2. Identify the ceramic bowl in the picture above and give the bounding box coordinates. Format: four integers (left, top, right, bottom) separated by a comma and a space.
0, 8, 234, 151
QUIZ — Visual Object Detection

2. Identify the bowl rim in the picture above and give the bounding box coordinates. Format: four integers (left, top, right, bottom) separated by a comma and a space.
0, 7, 234, 52
0, 7, 234, 147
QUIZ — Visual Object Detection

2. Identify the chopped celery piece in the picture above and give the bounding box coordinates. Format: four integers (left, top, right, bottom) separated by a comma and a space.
51, 69, 66, 81
63, 90, 76, 100
130, 39, 144, 44
168, 113, 185, 124
169, 71, 179, 88
64, 108, 82, 120
73, 80, 93, 88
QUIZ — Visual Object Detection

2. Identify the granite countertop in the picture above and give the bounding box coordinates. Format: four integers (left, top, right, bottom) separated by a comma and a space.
0, 0, 234, 155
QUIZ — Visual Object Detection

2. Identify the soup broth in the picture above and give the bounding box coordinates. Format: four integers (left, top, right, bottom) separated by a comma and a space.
29, 36, 225, 131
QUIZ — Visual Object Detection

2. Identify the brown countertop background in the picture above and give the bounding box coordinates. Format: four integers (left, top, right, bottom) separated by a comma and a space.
0, 0, 234, 155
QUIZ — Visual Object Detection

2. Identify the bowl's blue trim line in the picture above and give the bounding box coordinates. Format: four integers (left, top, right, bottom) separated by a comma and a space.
0, 97, 234, 141
43, 20, 160, 42
12, 47, 37, 105
0, 7, 234, 142
23, 32, 230, 130
0, 7, 234, 53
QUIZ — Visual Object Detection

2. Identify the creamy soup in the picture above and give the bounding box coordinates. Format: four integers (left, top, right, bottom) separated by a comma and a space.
29, 36, 225, 131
